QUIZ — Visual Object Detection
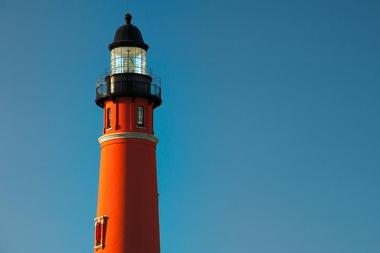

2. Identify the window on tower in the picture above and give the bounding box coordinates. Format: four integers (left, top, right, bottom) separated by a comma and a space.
106, 108, 111, 130
95, 222, 102, 246
137, 106, 144, 127
94, 216, 107, 250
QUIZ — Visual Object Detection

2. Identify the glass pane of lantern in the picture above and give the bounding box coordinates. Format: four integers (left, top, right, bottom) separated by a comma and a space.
111, 47, 147, 75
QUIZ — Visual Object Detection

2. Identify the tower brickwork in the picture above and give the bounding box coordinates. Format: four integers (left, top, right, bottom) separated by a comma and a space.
94, 14, 162, 253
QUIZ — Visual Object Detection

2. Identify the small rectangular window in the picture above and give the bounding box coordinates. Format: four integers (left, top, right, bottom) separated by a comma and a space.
106, 108, 111, 130
95, 222, 102, 246
94, 216, 108, 249
137, 106, 144, 127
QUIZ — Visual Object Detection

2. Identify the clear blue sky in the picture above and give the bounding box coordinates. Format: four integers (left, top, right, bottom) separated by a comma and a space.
0, 0, 379, 252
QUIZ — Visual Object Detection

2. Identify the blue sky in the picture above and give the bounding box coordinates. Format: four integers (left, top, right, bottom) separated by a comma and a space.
0, 0, 379, 252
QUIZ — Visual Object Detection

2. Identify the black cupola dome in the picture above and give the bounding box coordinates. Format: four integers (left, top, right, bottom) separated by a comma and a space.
109, 13, 149, 51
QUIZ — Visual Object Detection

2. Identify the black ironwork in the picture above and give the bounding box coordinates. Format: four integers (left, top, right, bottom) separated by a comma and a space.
95, 73, 162, 108
96, 13, 162, 108
109, 13, 149, 51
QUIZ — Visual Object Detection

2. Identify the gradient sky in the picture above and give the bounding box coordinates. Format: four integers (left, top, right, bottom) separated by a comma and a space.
0, 0, 380, 252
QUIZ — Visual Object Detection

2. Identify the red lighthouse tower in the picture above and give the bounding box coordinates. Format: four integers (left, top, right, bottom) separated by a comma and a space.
94, 14, 162, 253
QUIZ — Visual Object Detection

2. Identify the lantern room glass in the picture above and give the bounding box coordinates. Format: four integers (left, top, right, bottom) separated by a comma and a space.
111, 47, 147, 75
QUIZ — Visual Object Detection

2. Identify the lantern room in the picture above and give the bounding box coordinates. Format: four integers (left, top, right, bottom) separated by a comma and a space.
95, 14, 161, 108
110, 47, 147, 75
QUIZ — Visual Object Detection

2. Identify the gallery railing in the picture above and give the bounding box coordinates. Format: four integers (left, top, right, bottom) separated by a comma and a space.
95, 70, 162, 107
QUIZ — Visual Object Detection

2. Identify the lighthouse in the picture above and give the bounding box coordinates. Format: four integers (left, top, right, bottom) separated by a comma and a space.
94, 13, 162, 253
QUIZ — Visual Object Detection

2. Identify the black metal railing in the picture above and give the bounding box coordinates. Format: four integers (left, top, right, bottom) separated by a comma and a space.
95, 73, 162, 107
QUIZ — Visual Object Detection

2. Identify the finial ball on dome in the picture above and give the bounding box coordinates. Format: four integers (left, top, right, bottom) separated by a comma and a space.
125, 13, 132, 24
